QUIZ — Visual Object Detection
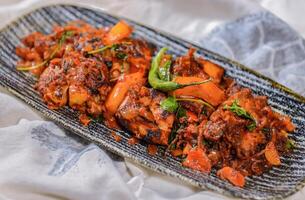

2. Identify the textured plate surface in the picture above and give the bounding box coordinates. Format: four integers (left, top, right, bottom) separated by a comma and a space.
0, 4, 304, 200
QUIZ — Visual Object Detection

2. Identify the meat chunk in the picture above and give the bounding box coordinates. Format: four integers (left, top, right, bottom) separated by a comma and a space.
116, 86, 174, 145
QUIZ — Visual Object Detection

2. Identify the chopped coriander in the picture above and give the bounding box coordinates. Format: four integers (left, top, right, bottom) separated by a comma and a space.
224, 99, 256, 131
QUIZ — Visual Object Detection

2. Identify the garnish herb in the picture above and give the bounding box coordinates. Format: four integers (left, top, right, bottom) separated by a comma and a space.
116, 52, 127, 59
246, 122, 256, 132
161, 96, 213, 114
148, 47, 211, 92
224, 99, 256, 131
176, 105, 186, 119
87, 44, 117, 54
17, 31, 74, 71
262, 127, 271, 134
88, 42, 132, 55
286, 139, 295, 150
160, 96, 178, 113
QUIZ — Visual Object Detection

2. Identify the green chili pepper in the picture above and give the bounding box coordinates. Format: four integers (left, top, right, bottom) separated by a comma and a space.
158, 60, 171, 81
148, 47, 211, 92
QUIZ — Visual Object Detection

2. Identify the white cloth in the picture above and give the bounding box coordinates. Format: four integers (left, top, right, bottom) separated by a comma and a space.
0, 1, 305, 200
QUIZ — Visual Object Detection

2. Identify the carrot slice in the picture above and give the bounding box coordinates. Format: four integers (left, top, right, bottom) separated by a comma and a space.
202, 61, 224, 83
183, 143, 192, 155
182, 148, 211, 173
265, 142, 281, 165
104, 20, 133, 45
217, 167, 245, 187
105, 72, 145, 114
173, 76, 225, 106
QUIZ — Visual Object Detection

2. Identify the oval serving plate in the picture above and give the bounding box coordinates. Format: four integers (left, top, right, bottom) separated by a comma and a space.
0, 4, 304, 200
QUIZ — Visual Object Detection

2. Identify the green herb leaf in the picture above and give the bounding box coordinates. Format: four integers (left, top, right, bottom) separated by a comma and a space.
87, 43, 120, 55
262, 127, 270, 134
286, 139, 295, 150
93, 114, 104, 123
158, 60, 171, 81
111, 44, 120, 51
116, 52, 127, 59
176, 105, 186, 118
246, 122, 256, 131
224, 99, 256, 131
160, 96, 178, 113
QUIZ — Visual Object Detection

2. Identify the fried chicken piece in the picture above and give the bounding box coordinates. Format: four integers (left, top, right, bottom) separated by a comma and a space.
116, 86, 174, 145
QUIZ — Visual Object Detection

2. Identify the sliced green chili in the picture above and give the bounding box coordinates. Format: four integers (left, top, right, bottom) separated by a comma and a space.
148, 47, 211, 92
158, 60, 171, 81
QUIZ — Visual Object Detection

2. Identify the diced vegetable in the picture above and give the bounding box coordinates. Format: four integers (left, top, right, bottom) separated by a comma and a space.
105, 72, 145, 114
104, 21, 133, 45
173, 76, 225, 106
265, 142, 281, 165
203, 61, 224, 83
69, 85, 89, 106
217, 167, 245, 187
182, 148, 211, 173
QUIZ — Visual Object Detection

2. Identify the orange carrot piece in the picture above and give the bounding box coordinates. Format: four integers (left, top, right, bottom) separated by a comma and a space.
217, 167, 245, 187
104, 20, 133, 45
183, 143, 192, 155
173, 76, 225, 106
182, 148, 211, 173
171, 149, 183, 157
265, 142, 281, 165
186, 111, 198, 122
105, 72, 145, 114
203, 61, 224, 83
79, 114, 91, 126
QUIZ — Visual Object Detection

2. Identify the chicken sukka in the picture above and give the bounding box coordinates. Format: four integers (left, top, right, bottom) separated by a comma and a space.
16, 21, 295, 188
116, 85, 174, 145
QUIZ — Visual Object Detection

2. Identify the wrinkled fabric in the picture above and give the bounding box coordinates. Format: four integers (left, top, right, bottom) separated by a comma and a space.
201, 12, 305, 95
0, 0, 304, 200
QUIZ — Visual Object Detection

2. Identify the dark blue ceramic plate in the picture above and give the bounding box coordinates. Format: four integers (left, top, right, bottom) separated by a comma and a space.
0, 4, 304, 200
